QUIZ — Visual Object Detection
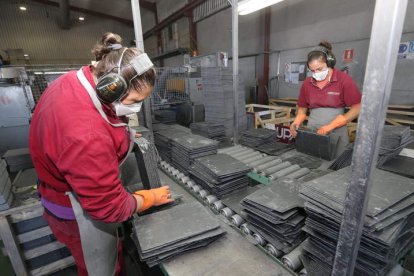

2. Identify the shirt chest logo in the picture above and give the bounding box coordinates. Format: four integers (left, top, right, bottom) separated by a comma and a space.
327, 91, 340, 96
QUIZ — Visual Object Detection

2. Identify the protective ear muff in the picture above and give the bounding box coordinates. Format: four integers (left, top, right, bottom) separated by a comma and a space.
308, 46, 336, 68
95, 47, 129, 104
95, 73, 128, 103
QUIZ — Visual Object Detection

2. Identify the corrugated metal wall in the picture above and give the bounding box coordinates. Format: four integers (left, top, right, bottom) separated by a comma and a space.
193, 0, 230, 23
0, 0, 135, 64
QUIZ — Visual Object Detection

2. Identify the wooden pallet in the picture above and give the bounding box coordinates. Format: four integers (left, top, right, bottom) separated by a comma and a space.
246, 104, 293, 129
0, 201, 74, 276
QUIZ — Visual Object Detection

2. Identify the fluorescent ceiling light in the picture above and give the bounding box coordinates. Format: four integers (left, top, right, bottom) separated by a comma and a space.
19, 6, 27, 11
78, 16, 85, 21
238, 0, 286, 15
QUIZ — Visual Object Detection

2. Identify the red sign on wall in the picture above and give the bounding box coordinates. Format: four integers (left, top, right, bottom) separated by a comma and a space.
343, 48, 354, 63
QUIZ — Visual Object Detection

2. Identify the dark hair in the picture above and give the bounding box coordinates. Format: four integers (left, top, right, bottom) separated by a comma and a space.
92, 32, 155, 91
307, 40, 335, 67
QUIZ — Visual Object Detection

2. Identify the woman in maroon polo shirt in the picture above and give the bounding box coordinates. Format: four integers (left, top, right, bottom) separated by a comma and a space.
290, 41, 362, 156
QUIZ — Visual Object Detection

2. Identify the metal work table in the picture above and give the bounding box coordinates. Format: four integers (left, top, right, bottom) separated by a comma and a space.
156, 170, 293, 276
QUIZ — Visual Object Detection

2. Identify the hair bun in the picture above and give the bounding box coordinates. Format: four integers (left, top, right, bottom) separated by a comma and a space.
92, 32, 123, 61
319, 40, 332, 51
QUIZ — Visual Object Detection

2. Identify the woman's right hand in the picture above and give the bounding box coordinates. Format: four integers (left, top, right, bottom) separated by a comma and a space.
290, 113, 307, 138
133, 186, 174, 212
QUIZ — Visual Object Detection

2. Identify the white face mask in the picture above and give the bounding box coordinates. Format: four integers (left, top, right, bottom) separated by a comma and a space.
312, 68, 329, 81
112, 101, 143, 117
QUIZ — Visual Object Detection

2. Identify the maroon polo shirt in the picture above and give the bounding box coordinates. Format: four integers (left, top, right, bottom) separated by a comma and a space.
297, 68, 361, 109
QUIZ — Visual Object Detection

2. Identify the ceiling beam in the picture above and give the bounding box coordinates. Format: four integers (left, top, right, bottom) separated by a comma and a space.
30, 0, 134, 26
143, 0, 207, 39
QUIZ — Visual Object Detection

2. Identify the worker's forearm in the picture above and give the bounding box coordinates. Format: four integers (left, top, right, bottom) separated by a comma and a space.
344, 103, 361, 122
297, 107, 308, 117
133, 194, 144, 212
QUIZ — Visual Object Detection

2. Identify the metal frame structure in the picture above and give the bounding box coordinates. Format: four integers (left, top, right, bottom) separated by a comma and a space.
332, 0, 408, 275
230, 0, 239, 144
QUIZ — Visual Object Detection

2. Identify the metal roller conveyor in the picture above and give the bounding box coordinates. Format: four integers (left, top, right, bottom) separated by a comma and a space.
192, 185, 201, 193
281, 245, 304, 271
261, 162, 291, 176
185, 180, 195, 189
266, 244, 283, 258
240, 223, 251, 235
285, 168, 311, 179
232, 151, 262, 161
218, 145, 244, 154
220, 207, 234, 218
199, 189, 209, 199
268, 165, 301, 180
299, 268, 307, 276
229, 149, 255, 158
253, 159, 282, 173
230, 214, 245, 227
253, 233, 266, 246
243, 153, 268, 164
212, 200, 224, 211
205, 195, 218, 204
248, 156, 278, 168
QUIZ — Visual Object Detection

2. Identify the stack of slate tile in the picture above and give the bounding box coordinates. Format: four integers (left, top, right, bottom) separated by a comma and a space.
241, 178, 307, 255
189, 153, 250, 198
295, 129, 339, 161
171, 134, 218, 174
132, 201, 226, 267
201, 67, 247, 138
239, 128, 277, 148
154, 109, 176, 124
153, 125, 190, 163
329, 125, 413, 170
190, 122, 226, 141
2, 148, 33, 172
0, 160, 13, 211
379, 155, 414, 179
299, 167, 414, 276
254, 141, 295, 156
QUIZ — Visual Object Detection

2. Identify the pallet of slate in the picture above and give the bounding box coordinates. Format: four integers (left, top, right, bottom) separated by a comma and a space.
239, 128, 277, 148
0, 160, 13, 211
190, 122, 226, 141
171, 134, 218, 174
201, 67, 247, 137
241, 178, 307, 256
131, 201, 226, 267
189, 153, 250, 198
2, 148, 33, 172
300, 167, 414, 276
329, 125, 413, 170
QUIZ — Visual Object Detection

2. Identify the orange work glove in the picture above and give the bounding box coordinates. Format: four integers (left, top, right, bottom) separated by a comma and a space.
134, 186, 173, 212
317, 114, 348, 135
290, 113, 307, 138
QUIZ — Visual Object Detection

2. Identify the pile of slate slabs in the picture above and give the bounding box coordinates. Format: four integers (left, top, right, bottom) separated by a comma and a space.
132, 201, 226, 267
295, 129, 339, 161
171, 134, 218, 174
241, 178, 307, 255
201, 67, 247, 138
299, 167, 414, 276
0, 160, 13, 211
190, 122, 226, 141
329, 126, 413, 170
254, 141, 295, 156
189, 153, 250, 198
2, 148, 33, 172
154, 126, 189, 163
239, 128, 277, 148
379, 155, 414, 179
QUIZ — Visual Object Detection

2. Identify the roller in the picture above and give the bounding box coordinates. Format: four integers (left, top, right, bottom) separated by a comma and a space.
253, 233, 266, 246
240, 223, 251, 235
261, 161, 291, 176
253, 159, 282, 173
282, 245, 304, 271
229, 149, 255, 158
230, 214, 245, 227
205, 195, 218, 204
171, 169, 180, 177
185, 180, 195, 189
160, 161, 167, 167
266, 244, 283, 257
176, 172, 185, 179
243, 153, 268, 164
167, 166, 175, 173
232, 151, 262, 161
248, 156, 277, 167
212, 200, 224, 211
192, 185, 201, 193
198, 189, 208, 199
224, 147, 251, 156
285, 167, 311, 179
220, 207, 234, 218
268, 164, 301, 180
299, 268, 307, 276
218, 145, 244, 154
180, 176, 190, 183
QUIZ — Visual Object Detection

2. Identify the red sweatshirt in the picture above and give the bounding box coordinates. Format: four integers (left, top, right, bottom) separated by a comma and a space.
29, 66, 136, 223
